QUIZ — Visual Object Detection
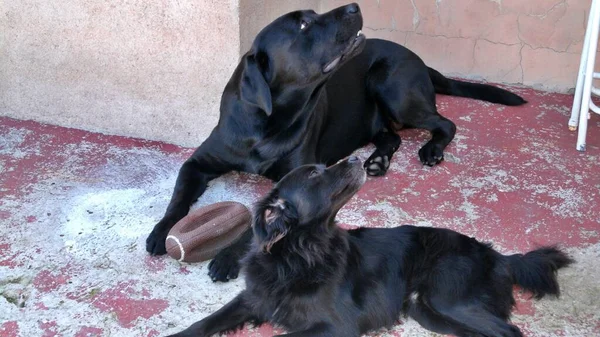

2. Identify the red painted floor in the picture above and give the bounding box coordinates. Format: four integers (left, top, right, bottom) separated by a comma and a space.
1, 86, 599, 337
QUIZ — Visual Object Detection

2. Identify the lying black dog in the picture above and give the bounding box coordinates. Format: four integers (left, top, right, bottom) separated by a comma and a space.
167, 157, 572, 337
146, 3, 526, 281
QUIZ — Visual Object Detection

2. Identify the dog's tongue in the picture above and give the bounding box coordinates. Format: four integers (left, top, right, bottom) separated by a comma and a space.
323, 56, 341, 73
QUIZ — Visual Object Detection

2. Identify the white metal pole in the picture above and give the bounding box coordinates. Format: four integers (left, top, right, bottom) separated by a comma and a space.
577, 0, 600, 151
569, 0, 598, 130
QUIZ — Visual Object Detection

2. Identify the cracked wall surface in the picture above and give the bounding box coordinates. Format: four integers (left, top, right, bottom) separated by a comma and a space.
321, 0, 600, 93
1, 0, 597, 147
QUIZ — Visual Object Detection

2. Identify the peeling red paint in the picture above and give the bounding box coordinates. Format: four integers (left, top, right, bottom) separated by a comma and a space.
92, 281, 169, 328
514, 290, 537, 316
337, 223, 353, 230
146, 329, 161, 337
0, 243, 20, 267
229, 324, 282, 336
144, 255, 167, 272
74, 327, 103, 337
34, 301, 49, 311
33, 269, 71, 293
39, 320, 60, 337
188, 302, 198, 313
0, 243, 10, 256
65, 285, 95, 302
0, 322, 19, 337
1, 86, 599, 337
518, 325, 535, 337
0, 211, 11, 220
0, 243, 11, 256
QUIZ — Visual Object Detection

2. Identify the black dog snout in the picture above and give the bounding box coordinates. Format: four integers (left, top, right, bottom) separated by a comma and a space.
346, 3, 360, 14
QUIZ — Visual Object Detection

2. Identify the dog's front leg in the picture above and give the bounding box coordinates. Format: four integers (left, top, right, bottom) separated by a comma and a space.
146, 138, 232, 255
208, 227, 253, 282
363, 129, 402, 176
166, 292, 258, 337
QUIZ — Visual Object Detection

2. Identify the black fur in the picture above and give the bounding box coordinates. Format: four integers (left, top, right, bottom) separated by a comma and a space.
146, 4, 527, 283
506, 247, 573, 299
166, 158, 573, 337
427, 67, 527, 106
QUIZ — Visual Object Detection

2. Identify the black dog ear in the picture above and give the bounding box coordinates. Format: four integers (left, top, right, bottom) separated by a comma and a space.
240, 53, 273, 116
253, 199, 298, 253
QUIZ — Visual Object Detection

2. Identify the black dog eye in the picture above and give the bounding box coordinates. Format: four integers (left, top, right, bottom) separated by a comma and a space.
300, 19, 310, 31
309, 169, 320, 178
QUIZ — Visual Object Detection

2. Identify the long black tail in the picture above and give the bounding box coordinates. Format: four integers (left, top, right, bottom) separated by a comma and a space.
427, 67, 527, 106
506, 246, 574, 299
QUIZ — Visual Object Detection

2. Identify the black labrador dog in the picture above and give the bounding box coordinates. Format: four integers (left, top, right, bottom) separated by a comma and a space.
146, 3, 526, 280
166, 157, 572, 337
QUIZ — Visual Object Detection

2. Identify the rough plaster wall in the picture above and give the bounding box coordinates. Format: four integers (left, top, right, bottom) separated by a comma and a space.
2, 0, 597, 146
320, 0, 600, 93
239, 0, 320, 55
0, 0, 240, 147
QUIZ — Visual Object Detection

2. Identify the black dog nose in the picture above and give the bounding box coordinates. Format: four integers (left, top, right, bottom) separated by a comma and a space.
346, 3, 360, 14
348, 156, 359, 163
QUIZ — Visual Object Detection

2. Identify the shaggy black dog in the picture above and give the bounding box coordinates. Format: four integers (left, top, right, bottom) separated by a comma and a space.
167, 157, 573, 337
146, 4, 527, 278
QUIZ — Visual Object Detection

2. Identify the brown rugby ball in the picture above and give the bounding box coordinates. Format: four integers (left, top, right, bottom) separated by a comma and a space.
165, 201, 251, 263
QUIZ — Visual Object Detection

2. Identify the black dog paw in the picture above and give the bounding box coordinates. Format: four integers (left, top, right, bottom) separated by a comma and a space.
418, 143, 444, 166
208, 251, 241, 282
146, 227, 169, 255
364, 150, 390, 176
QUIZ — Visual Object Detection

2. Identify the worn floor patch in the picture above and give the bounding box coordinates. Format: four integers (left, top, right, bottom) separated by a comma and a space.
1, 86, 599, 336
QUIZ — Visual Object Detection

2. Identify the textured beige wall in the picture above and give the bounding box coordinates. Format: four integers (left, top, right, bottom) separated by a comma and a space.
1, 0, 240, 147
2, 0, 596, 146
240, 0, 320, 55
321, 0, 599, 93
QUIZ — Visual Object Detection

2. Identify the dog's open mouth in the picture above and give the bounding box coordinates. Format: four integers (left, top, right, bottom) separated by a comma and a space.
323, 30, 366, 74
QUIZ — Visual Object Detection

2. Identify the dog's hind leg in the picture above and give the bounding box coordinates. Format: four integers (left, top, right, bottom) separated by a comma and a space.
167, 293, 259, 337
146, 139, 233, 255
407, 297, 464, 336
364, 129, 401, 176
412, 114, 456, 166
426, 299, 522, 337
367, 59, 456, 167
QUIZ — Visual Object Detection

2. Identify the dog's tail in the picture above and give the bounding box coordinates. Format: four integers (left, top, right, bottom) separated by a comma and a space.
506, 246, 573, 299
427, 67, 527, 106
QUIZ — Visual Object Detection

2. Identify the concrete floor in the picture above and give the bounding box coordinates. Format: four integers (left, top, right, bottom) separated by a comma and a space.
1, 86, 599, 337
